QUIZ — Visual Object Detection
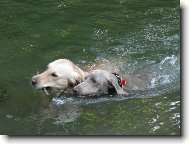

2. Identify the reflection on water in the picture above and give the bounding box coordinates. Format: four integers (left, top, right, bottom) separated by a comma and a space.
35, 100, 80, 124
0, 0, 180, 135
53, 104, 80, 124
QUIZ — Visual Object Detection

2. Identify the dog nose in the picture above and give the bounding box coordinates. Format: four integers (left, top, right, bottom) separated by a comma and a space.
73, 89, 78, 95
31, 78, 37, 86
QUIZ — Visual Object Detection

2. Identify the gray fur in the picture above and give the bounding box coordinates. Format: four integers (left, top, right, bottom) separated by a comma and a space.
73, 70, 148, 97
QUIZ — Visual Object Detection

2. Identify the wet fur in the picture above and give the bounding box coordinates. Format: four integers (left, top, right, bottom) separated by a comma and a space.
73, 70, 148, 97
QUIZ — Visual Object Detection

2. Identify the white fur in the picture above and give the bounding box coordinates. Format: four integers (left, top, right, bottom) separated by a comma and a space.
32, 59, 86, 92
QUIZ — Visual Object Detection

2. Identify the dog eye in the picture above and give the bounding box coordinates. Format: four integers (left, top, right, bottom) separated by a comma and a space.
91, 78, 96, 83
51, 73, 58, 77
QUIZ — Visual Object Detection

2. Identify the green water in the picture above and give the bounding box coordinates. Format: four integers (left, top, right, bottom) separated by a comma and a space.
0, 0, 180, 135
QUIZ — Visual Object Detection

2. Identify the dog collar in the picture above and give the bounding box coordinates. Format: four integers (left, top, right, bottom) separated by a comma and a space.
112, 73, 126, 88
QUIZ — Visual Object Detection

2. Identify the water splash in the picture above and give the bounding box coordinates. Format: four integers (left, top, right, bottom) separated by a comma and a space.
149, 55, 180, 88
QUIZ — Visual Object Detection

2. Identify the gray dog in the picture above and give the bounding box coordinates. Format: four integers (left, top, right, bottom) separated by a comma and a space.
73, 70, 148, 97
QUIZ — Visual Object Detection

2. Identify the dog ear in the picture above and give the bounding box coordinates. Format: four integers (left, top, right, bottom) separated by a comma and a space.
73, 75, 84, 85
68, 72, 85, 87
106, 74, 127, 95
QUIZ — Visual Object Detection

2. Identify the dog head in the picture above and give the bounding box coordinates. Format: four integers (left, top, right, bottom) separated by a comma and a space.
73, 70, 127, 97
32, 59, 86, 94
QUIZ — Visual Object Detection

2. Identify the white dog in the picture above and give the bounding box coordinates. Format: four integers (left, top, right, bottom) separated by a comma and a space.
31, 59, 87, 95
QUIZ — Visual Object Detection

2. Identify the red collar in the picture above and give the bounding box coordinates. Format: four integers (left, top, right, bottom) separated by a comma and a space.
112, 73, 127, 88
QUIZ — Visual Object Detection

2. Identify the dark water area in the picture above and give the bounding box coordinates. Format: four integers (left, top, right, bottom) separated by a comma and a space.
0, 0, 180, 135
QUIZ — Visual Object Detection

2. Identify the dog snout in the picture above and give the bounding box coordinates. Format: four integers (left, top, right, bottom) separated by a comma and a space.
73, 88, 79, 95
31, 77, 37, 86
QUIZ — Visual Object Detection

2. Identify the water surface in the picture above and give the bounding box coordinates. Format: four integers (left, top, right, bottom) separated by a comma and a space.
0, 0, 180, 135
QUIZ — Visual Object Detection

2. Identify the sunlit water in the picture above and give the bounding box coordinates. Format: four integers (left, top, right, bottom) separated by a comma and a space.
0, 0, 180, 135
